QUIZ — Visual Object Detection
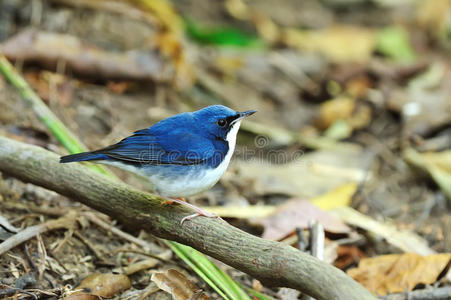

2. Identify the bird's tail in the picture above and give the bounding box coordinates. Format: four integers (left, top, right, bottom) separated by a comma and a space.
60, 152, 106, 163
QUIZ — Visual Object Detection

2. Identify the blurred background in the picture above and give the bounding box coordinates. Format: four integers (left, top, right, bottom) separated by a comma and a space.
1, 0, 451, 299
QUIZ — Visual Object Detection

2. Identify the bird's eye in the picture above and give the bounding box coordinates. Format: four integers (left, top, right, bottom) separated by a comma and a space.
217, 119, 227, 127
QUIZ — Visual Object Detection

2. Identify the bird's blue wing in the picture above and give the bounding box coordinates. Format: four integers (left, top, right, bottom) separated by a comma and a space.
93, 128, 216, 165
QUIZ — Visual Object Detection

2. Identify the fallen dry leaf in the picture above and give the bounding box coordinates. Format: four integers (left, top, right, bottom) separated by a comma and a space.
348, 253, 451, 296
404, 149, 451, 200
417, 0, 451, 48
310, 183, 356, 210
334, 245, 366, 270
387, 64, 451, 137
151, 269, 210, 300
345, 75, 373, 99
24, 71, 74, 105
315, 97, 372, 132
332, 207, 435, 255
2, 29, 171, 82
137, 0, 194, 88
114, 258, 160, 275
76, 273, 131, 298
62, 294, 100, 300
283, 26, 376, 63
316, 97, 356, 129
255, 199, 350, 241
236, 148, 371, 198
226, 0, 375, 64
203, 183, 356, 219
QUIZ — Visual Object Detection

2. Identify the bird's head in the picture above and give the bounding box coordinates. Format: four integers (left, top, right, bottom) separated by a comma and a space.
193, 105, 256, 142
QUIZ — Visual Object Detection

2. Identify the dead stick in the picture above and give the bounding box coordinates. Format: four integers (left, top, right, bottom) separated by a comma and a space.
380, 286, 451, 300
0, 210, 77, 255
83, 211, 162, 253
0, 137, 376, 300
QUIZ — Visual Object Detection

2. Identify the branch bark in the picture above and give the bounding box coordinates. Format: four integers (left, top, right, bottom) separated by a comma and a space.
0, 137, 376, 300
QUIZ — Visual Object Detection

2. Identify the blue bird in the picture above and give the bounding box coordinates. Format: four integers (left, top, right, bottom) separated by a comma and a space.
60, 105, 256, 223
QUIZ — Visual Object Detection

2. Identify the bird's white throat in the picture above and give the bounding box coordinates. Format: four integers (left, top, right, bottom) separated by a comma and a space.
225, 120, 242, 155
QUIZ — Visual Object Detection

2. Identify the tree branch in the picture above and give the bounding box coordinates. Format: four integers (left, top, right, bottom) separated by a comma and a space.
0, 137, 376, 300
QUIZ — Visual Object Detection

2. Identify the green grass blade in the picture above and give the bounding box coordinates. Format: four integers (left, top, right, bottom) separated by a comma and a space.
190, 247, 249, 299
0, 55, 114, 178
166, 241, 232, 300
185, 18, 262, 48
183, 244, 248, 299
246, 287, 278, 300
166, 241, 252, 300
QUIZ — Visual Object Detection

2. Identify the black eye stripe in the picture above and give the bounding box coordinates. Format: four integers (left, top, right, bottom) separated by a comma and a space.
216, 114, 240, 128
225, 114, 240, 124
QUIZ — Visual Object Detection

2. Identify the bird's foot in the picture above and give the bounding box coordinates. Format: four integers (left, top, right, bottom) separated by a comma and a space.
164, 197, 185, 205
163, 197, 218, 224
180, 210, 219, 225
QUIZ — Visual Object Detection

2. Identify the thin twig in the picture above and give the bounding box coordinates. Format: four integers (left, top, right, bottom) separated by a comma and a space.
302, 221, 326, 300
0, 215, 19, 233
137, 283, 160, 300
0, 210, 78, 255
296, 227, 308, 252
82, 212, 162, 253
73, 231, 107, 262
309, 221, 325, 261
380, 286, 451, 300
36, 233, 47, 282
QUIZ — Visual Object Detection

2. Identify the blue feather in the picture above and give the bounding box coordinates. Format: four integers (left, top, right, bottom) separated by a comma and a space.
60, 152, 108, 163
61, 111, 228, 167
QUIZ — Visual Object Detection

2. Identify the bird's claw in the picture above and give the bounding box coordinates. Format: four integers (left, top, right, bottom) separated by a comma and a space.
164, 197, 219, 224
180, 211, 219, 225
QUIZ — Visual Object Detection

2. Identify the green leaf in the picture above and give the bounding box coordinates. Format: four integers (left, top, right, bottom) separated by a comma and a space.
376, 26, 416, 62
185, 19, 262, 48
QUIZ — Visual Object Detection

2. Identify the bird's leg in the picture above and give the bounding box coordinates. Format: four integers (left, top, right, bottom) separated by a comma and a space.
164, 197, 186, 205
163, 197, 218, 224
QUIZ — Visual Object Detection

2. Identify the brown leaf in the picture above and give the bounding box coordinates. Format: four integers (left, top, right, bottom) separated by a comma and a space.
62, 294, 100, 300
417, 0, 451, 47
347, 253, 451, 296
255, 199, 350, 241
115, 258, 159, 275
404, 149, 451, 199
334, 245, 366, 270
2, 29, 170, 82
315, 97, 372, 131
283, 26, 376, 64
76, 273, 131, 298
387, 64, 451, 137
236, 148, 371, 199
151, 269, 210, 300
24, 71, 74, 105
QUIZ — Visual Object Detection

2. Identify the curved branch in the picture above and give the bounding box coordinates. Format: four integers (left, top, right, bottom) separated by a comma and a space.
0, 137, 375, 300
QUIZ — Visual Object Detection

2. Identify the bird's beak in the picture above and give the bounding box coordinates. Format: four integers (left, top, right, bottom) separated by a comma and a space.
231, 110, 256, 124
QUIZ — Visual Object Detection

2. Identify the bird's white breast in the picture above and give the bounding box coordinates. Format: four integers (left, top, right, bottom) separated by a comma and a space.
164, 120, 242, 197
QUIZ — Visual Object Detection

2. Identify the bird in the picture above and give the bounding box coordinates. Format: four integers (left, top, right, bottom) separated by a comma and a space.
60, 105, 256, 223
